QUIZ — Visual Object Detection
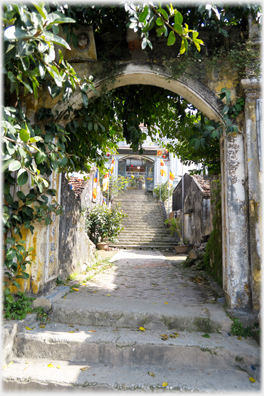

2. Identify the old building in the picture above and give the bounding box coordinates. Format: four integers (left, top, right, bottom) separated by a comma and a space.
172, 173, 212, 244
107, 125, 199, 191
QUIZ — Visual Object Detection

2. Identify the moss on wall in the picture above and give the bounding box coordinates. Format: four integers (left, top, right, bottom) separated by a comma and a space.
203, 178, 222, 287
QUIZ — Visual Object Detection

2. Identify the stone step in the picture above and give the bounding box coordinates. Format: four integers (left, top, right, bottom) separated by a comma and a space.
116, 238, 176, 243
120, 228, 169, 232
122, 226, 168, 229
113, 200, 157, 205
3, 358, 260, 392
123, 214, 165, 218
123, 219, 165, 223
121, 205, 163, 210
12, 324, 260, 376
122, 213, 165, 217
123, 213, 165, 216
111, 245, 176, 250
113, 237, 174, 241
123, 217, 165, 221
113, 239, 175, 243
120, 230, 171, 235
120, 232, 170, 236
120, 234, 170, 237
118, 235, 173, 240
48, 292, 232, 334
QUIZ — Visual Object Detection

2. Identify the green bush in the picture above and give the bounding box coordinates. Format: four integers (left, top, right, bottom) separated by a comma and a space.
3, 291, 34, 320
85, 203, 126, 244
231, 318, 252, 338
153, 182, 173, 202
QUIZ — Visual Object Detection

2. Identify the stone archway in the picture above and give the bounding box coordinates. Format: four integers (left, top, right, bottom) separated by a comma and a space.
53, 62, 224, 123
43, 60, 259, 313
53, 62, 254, 310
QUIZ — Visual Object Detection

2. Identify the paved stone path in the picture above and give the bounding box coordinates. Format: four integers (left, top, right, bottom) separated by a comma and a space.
79, 249, 220, 306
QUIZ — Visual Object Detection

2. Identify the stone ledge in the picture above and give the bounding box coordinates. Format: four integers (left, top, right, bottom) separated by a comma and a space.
241, 78, 262, 90
38, 285, 70, 306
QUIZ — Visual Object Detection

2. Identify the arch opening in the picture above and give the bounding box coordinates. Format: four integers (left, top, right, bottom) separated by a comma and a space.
54, 63, 224, 124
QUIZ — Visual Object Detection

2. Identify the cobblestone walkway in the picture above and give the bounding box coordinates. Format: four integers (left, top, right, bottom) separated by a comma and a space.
79, 249, 219, 305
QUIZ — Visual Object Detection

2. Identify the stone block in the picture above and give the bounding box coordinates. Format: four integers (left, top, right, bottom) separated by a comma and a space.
189, 250, 198, 260
32, 298, 51, 312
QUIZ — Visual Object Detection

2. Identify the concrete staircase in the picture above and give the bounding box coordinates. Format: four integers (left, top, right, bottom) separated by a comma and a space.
2, 248, 260, 392
3, 298, 260, 392
111, 190, 175, 250
3, 321, 260, 392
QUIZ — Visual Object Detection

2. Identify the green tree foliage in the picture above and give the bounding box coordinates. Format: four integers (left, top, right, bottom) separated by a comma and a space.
2, 3, 95, 297
125, 2, 203, 53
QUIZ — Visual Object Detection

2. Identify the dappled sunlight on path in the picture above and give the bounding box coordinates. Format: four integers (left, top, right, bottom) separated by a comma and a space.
79, 249, 217, 305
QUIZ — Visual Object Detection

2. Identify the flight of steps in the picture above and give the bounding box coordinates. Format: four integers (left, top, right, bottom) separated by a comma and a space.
111, 190, 175, 250
3, 294, 260, 392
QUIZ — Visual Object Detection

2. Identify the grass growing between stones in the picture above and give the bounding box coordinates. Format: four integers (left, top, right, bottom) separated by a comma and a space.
82, 259, 116, 284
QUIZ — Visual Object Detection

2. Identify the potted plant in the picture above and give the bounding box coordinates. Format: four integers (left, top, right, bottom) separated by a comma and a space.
85, 204, 126, 250
164, 217, 189, 254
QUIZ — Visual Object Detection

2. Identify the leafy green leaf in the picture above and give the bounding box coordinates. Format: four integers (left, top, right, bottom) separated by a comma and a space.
46, 13, 75, 26
17, 191, 26, 202
81, 92, 89, 108
156, 26, 166, 37
19, 128, 30, 142
174, 11, 183, 25
4, 26, 31, 41
17, 169, 28, 186
3, 159, 14, 172
6, 294, 14, 303
32, 2, 47, 19
204, 125, 215, 131
167, 31, 176, 46
174, 23, 183, 35
180, 38, 187, 54
158, 9, 168, 20
42, 31, 71, 50
139, 6, 148, 22
35, 151, 47, 164
6, 249, 16, 260
194, 139, 200, 150
5, 237, 16, 245
156, 17, 164, 26
9, 160, 21, 172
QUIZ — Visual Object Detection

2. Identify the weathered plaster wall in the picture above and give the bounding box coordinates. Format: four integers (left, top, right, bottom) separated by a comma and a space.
8, 172, 61, 296
58, 173, 103, 280
241, 78, 262, 312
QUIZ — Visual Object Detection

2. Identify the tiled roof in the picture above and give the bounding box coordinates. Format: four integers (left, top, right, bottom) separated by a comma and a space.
68, 176, 88, 198
192, 174, 211, 198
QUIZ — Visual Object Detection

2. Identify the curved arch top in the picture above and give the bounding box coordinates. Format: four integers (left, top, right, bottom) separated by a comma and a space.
118, 154, 155, 163
53, 62, 223, 122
